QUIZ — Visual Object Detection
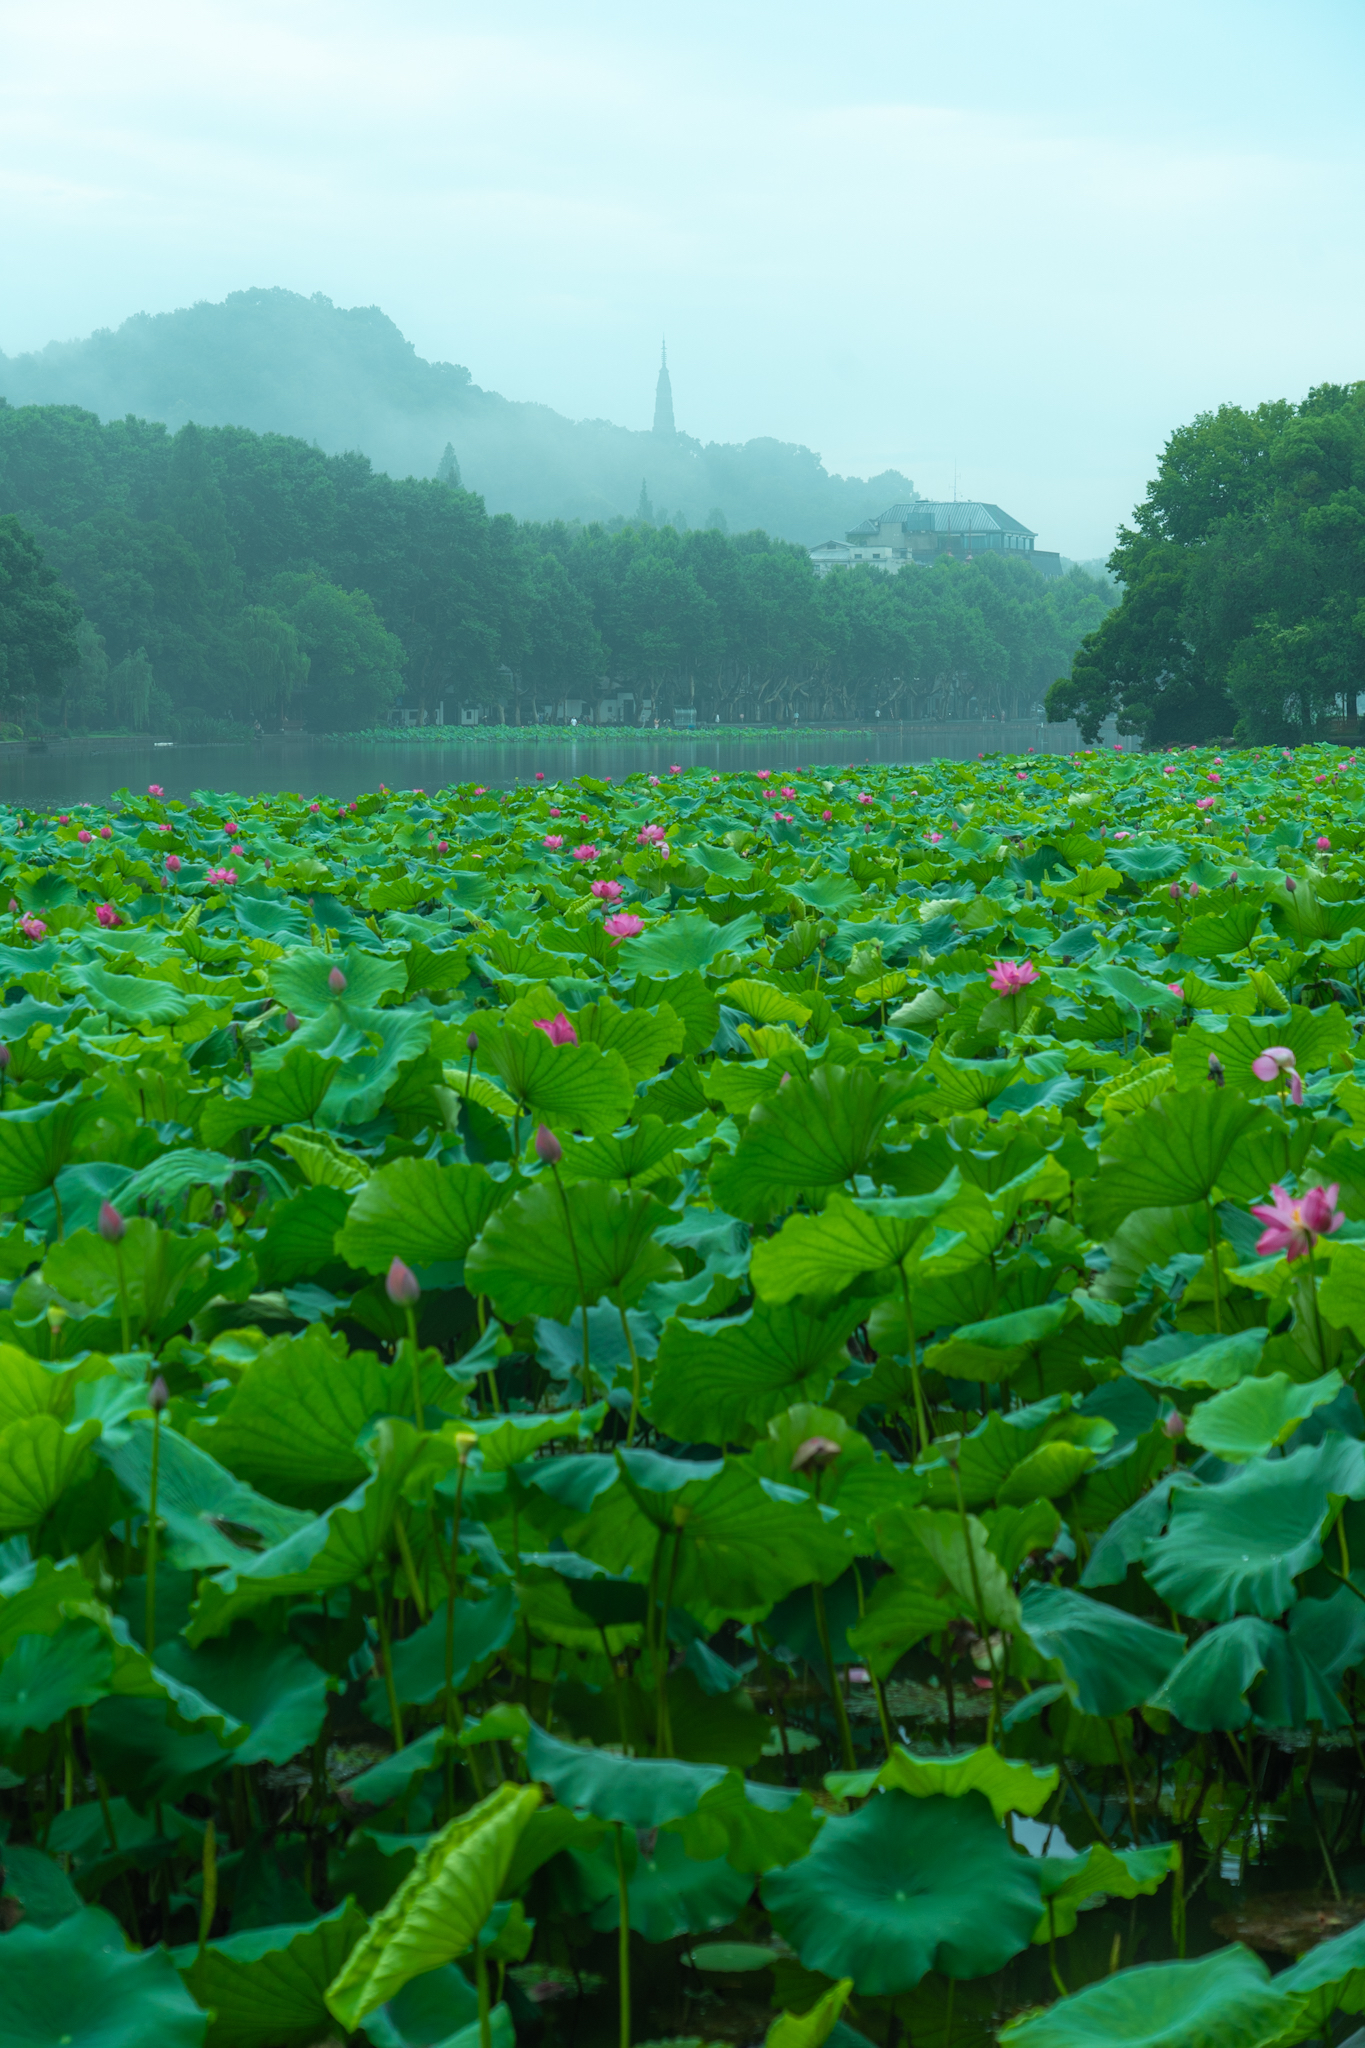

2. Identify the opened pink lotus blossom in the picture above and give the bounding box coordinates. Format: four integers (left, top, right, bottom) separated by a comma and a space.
572, 843, 599, 862
1252, 1182, 1343, 1260
756, 769, 772, 781
927, 830, 943, 844
533, 1012, 578, 1046
95, 903, 122, 928
781, 785, 796, 797
543, 834, 564, 849
988, 959, 1040, 995
206, 866, 238, 885
1168, 983, 1183, 998
604, 912, 645, 943
148, 783, 164, 797
20, 915, 45, 939
591, 879, 623, 901
158, 821, 172, 833
668, 764, 682, 775
857, 792, 873, 805
647, 775, 660, 786
637, 823, 668, 844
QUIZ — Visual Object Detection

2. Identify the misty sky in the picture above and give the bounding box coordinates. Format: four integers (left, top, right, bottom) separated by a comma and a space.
3, 0, 1364, 558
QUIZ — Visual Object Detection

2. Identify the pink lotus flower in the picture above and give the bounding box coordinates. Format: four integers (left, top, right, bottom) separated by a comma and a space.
99, 825, 111, 839
1168, 983, 1183, 998
927, 831, 943, 844
532, 1012, 578, 1046
988, 959, 1040, 995
77, 829, 92, 844
148, 783, 163, 797
20, 915, 45, 939
572, 843, 599, 862
1163, 765, 1176, 776
591, 878, 623, 901
1316, 835, 1331, 851
58, 814, 69, 825
158, 821, 172, 833
604, 912, 645, 943
756, 770, 772, 781
230, 842, 245, 856
206, 866, 238, 885
1207, 772, 1221, 783
308, 802, 320, 812
821, 808, 833, 822
474, 786, 486, 796
580, 814, 591, 824
543, 834, 564, 849
535, 771, 545, 780
549, 806, 562, 817
1251, 1045, 1295, 1083
1252, 1182, 1343, 1260
668, 765, 682, 775
1196, 796, 1215, 811
437, 838, 449, 852
637, 823, 668, 844
781, 785, 796, 797
165, 854, 181, 873
648, 775, 660, 786
1016, 771, 1028, 781
95, 903, 122, 928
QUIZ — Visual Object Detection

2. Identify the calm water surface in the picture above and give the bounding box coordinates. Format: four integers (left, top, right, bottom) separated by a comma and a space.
0, 722, 1104, 807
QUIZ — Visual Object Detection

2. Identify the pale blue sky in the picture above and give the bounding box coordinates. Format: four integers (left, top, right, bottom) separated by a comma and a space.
2, 0, 1363, 556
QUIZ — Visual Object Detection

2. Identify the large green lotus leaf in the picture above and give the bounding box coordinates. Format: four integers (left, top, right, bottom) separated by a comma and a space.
1170, 1003, 1353, 1093
1019, 1583, 1186, 1716
191, 1327, 425, 1511
710, 1064, 924, 1223
186, 1435, 415, 1642
582, 1825, 752, 1942
334, 1157, 502, 1275
1276, 1912, 1365, 2031
118, 1147, 289, 1213
749, 1180, 961, 1304
997, 1944, 1293, 2048
1035, 1842, 1181, 1942
1140, 1443, 1360, 1620
0, 1616, 113, 1745
43, 1219, 246, 1346
1081, 1471, 1199, 1588
1313, 1238, 1365, 1345
721, 978, 812, 1026
1186, 1370, 1342, 1460
574, 996, 686, 1081
845, 1554, 958, 1677
0, 1408, 101, 1530
0, 1342, 77, 1428
0, 1089, 90, 1197
765, 1977, 853, 2048
177, 1902, 368, 2048
1174, 900, 1262, 959
1148, 1616, 1278, 1731
556, 1116, 692, 1188
670, 1772, 822, 1874
325, 1781, 542, 2031
912, 1401, 1113, 1513
0, 1841, 84, 1928
747, 1405, 909, 1544
73, 962, 196, 1023
826, 1744, 1057, 1820
1120, 1326, 1268, 1390
200, 1049, 344, 1146
0, 1903, 208, 2047
154, 1626, 328, 1767
268, 944, 407, 1017
528, 1448, 855, 1629
474, 1021, 635, 1135
365, 1585, 519, 1715
924, 1302, 1071, 1385
271, 1126, 370, 1192
466, 1409, 600, 1471
762, 1789, 1042, 1994
895, 1505, 1021, 1631
100, 1420, 313, 1571
312, 1005, 434, 1128
253, 1186, 353, 1291
1251, 1585, 1365, 1731
1084, 1088, 1272, 1239
618, 910, 763, 976
646, 1300, 863, 1446
528, 1723, 727, 1823
464, 1179, 680, 1323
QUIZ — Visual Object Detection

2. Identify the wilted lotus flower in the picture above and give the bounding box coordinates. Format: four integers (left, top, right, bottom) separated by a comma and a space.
791, 1436, 842, 1474
1208, 1053, 1225, 1087
1251, 1046, 1300, 1101
385, 1257, 421, 1306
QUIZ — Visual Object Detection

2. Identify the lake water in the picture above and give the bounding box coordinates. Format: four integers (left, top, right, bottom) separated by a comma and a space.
0, 719, 1118, 807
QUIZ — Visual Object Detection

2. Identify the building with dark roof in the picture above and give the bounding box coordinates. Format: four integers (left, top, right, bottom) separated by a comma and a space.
811, 500, 1061, 578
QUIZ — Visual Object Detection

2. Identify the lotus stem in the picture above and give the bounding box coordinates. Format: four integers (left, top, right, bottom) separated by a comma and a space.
549, 1160, 594, 1402
145, 1402, 163, 1658
393, 1507, 428, 1624
811, 1579, 856, 1771
476, 1937, 493, 2048
613, 1820, 632, 2048
198, 1818, 217, 1957
617, 1302, 642, 1446
898, 1267, 928, 1457
374, 1569, 404, 1750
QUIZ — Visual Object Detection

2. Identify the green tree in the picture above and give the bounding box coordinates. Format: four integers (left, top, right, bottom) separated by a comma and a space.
0, 514, 83, 717
225, 605, 309, 725
269, 572, 406, 729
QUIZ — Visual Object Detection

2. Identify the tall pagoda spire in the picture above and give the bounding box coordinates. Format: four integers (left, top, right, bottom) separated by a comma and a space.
652, 341, 675, 437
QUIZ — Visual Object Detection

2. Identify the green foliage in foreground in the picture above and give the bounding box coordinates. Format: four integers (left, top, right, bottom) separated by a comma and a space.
6, 743, 1365, 2046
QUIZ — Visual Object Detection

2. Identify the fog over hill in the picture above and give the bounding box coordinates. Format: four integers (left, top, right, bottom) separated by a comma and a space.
0, 289, 918, 545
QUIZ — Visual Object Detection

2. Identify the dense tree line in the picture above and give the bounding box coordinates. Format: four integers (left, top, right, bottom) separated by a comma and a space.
1047, 379, 1365, 747
0, 399, 1113, 736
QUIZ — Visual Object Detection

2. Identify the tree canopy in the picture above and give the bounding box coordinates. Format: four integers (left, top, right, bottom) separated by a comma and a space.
1047, 381, 1365, 747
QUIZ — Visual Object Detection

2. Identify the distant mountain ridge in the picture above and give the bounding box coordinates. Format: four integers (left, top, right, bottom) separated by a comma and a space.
0, 288, 917, 544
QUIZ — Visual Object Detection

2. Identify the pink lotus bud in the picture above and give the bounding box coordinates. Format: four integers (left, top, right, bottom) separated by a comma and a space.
466, 1031, 479, 1052
77, 829, 92, 844
0, 1044, 10, 1069
149, 1375, 169, 1413
1316, 835, 1331, 852
1163, 1411, 1186, 1439
1169, 881, 1180, 900
327, 967, 347, 994
165, 853, 181, 873
385, 1256, 421, 1306
437, 839, 449, 852
1189, 882, 1199, 899
1285, 877, 1297, 893
534, 1125, 563, 1165
98, 1200, 125, 1243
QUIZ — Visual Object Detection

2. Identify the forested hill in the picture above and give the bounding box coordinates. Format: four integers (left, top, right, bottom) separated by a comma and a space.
0, 289, 917, 544
0, 399, 1113, 740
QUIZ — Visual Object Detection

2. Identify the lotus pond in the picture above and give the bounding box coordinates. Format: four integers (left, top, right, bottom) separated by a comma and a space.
7, 748, 1365, 2048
